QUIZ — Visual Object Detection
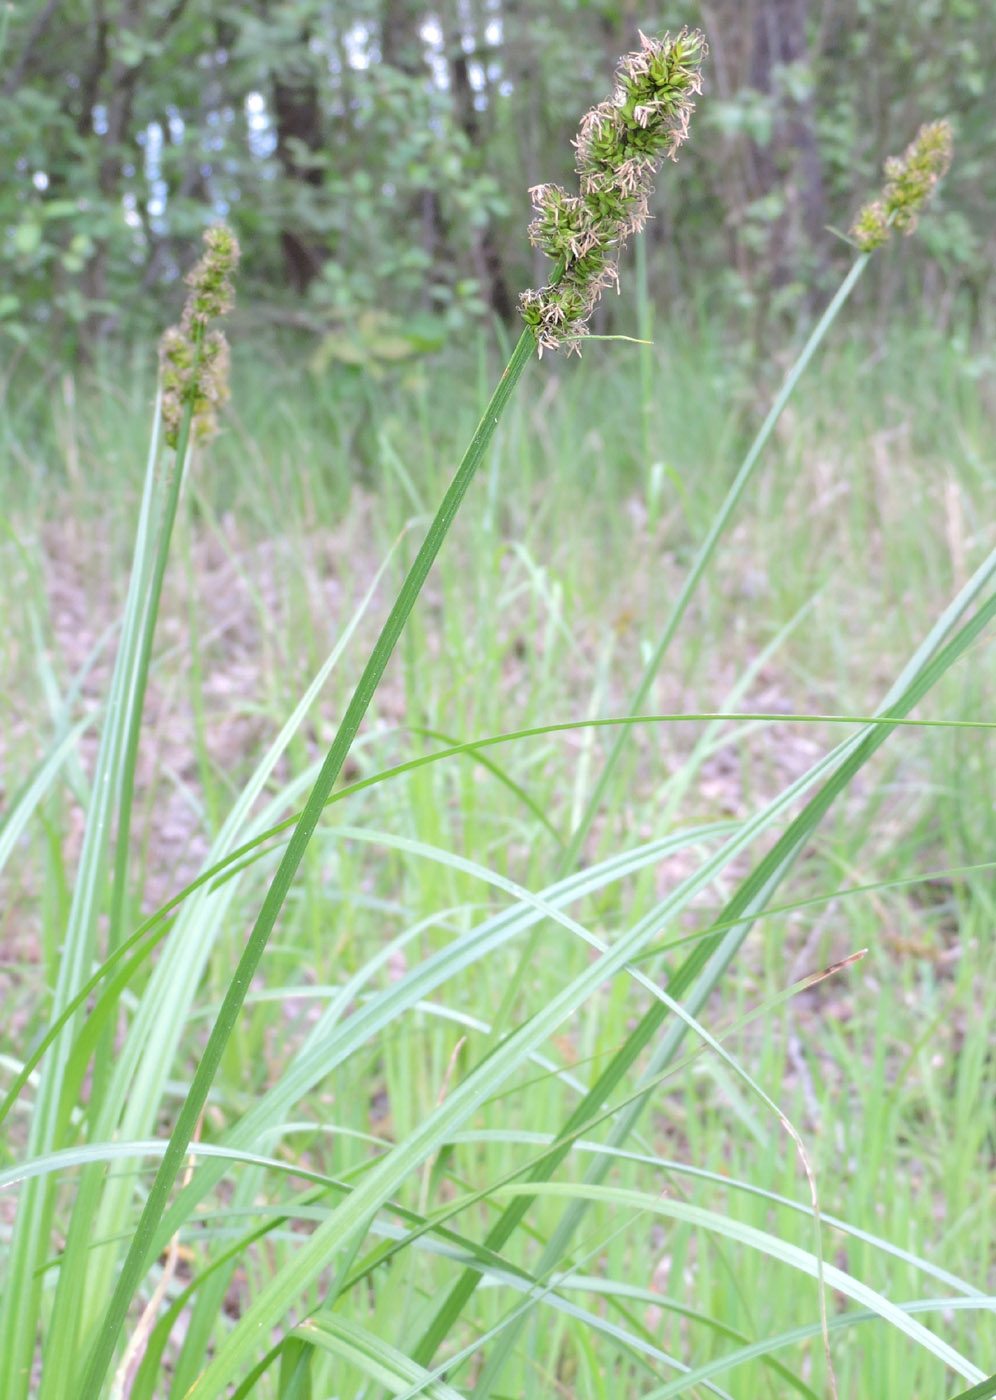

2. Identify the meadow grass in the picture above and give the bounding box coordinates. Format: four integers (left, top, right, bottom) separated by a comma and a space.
1, 295, 994, 1400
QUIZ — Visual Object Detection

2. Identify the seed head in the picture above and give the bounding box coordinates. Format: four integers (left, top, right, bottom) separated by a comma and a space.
851, 120, 953, 253
521, 28, 706, 355
850, 198, 889, 253
159, 223, 241, 447
183, 223, 240, 327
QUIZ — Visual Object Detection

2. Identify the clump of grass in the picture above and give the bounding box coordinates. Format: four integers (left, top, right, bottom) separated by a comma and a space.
2, 30, 992, 1400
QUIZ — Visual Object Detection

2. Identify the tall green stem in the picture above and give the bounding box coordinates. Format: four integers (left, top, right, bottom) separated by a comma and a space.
77, 327, 537, 1400
418, 252, 876, 1386
107, 331, 203, 950
489, 256, 869, 1050
562, 252, 870, 870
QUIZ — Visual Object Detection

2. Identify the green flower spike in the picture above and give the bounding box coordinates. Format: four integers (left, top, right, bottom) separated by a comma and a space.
520, 27, 707, 356
851, 119, 953, 253
159, 223, 241, 447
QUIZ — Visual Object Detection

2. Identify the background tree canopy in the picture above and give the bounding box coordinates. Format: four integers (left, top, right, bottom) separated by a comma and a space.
2, 0, 993, 352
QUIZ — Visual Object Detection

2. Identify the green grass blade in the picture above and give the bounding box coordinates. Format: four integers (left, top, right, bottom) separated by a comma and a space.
946, 1377, 996, 1400
495, 1185, 985, 1384
634, 1298, 996, 1400
0, 716, 93, 875
416, 562, 996, 1390
75, 326, 538, 1399
442, 1131, 983, 1296
561, 253, 871, 870
0, 392, 167, 1400
292, 1314, 466, 1400
276, 1337, 313, 1400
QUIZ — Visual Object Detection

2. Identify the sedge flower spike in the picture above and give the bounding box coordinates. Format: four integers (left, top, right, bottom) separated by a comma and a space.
520, 27, 706, 355
851, 119, 953, 252
159, 223, 241, 447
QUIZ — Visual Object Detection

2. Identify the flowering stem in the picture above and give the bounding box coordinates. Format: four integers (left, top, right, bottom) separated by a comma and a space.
451, 250, 873, 1395
107, 328, 204, 952
78, 324, 538, 1400
562, 251, 872, 869
568, 120, 953, 866
486, 259, 871, 1052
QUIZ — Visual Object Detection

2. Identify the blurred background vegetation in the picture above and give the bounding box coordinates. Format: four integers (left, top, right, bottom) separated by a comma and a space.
3, 0, 993, 363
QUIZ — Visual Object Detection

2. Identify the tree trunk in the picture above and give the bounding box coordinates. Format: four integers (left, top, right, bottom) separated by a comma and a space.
380, 0, 449, 309
448, 33, 515, 320
749, 0, 827, 290
73, 0, 193, 342
272, 60, 327, 295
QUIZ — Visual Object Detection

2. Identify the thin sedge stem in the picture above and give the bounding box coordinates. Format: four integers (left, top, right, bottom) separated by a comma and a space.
562, 250, 871, 869
419, 578, 996, 1397
77, 326, 538, 1400
486, 255, 869, 1059
107, 326, 203, 952
37, 338, 208, 1400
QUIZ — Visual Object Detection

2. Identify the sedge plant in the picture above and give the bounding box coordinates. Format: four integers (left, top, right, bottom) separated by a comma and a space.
428, 109, 959, 1400
70, 29, 712, 1394
1, 25, 989, 1400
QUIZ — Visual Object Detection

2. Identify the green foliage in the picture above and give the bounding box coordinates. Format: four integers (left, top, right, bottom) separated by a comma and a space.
0, 0, 504, 346
2, 1, 993, 349
308, 308, 447, 375
2, 300, 995, 1396
1, 14, 995, 1400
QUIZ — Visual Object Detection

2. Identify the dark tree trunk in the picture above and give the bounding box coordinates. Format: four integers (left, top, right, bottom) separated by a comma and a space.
448, 39, 515, 320
749, 0, 828, 290
380, 0, 423, 72
71, 0, 193, 342
380, 0, 449, 309
82, 10, 146, 340
272, 61, 327, 295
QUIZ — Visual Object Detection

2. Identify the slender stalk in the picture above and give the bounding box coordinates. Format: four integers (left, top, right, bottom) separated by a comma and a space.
946, 1374, 996, 1400
38, 339, 205, 1400
634, 234, 656, 529
77, 326, 537, 1400
107, 333, 202, 950
443, 557, 996, 1400
562, 252, 870, 870
487, 255, 869, 1054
